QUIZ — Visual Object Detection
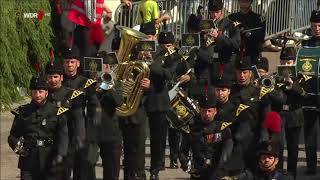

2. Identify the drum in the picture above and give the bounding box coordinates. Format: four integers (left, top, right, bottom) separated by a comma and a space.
166, 88, 200, 133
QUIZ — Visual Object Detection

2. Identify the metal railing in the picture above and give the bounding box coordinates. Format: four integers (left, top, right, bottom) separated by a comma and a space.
114, 0, 318, 40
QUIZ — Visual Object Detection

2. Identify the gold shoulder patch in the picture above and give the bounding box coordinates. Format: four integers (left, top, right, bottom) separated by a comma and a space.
71, 90, 84, 99
236, 104, 249, 116
206, 38, 214, 47
182, 55, 189, 61
181, 126, 190, 134
233, 21, 241, 27
302, 74, 312, 81
11, 107, 21, 116
84, 79, 97, 89
259, 87, 272, 99
57, 107, 69, 115
220, 122, 232, 131
260, 15, 266, 23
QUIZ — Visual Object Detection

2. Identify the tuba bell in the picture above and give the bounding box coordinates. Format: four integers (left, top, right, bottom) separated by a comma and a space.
113, 26, 150, 117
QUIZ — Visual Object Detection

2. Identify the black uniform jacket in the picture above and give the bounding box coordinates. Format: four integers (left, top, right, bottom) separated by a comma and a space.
63, 73, 101, 141
8, 101, 68, 171
48, 85, 85, 147
189, 115, 233, 170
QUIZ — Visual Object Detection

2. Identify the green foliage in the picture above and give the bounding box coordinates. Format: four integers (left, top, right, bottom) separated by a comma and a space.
0, 0, 53, 110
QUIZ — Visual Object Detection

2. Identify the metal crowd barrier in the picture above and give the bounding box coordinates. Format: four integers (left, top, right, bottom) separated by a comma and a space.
114, 0, 318, 40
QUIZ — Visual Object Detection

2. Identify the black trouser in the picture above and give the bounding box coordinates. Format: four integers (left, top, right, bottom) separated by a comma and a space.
98, 142, 122, 180
121, 122, 146, 180
303, 110, 319, 172
284, 126, 301, 178
63, 144, 97, 180
21, 170, 57, 180
168, 127, 181, 162
148, 111, 168, 174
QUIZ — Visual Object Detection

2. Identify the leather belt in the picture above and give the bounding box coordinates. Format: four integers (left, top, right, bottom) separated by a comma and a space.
29, 139, 54, 147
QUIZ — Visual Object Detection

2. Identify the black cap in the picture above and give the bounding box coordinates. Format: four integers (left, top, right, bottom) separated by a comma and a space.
215, 76, 232, 88
62, 46, 80, 60
199, 94, 217, 108
256, 57, 269, 72
257, 140, 280, 157
310, 10, 320, 22
208, 0, 224, 11
280, 46, 296, 60
45, 61, 64, 75
158, 32, 175, 44
140, 22, 157, 35
29, 76, 48, 90
236, 56, 253, 70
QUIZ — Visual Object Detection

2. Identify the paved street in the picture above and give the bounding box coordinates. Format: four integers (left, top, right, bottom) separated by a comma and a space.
1, 52, 320, 180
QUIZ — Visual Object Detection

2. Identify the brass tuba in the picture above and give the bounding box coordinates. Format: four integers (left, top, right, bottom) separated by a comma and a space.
114, 26, 150, 117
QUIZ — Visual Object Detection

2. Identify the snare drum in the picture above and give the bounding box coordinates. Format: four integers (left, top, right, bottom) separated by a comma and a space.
166, 88, 199, 133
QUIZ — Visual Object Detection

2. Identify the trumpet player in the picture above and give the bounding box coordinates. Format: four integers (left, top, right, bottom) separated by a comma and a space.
277, 48, 307, 178
193, 0, 240, 99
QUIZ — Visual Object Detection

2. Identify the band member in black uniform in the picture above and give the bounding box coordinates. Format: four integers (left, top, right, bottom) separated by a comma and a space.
145, 45, 172, 180
301, 10, 320, 175
45, 60, 86, 179
192, 0, 240, 98
277, 50, 306, 179
184, 94, 233, 180
221, 140, 294, 180
230, 56, 264, 172
228, 0, 266, 64
119, 47, 151, 180
95, 67, 124, 180
62, 46, 101, 180
8, 76, 69, 180
255, 57, 287, 169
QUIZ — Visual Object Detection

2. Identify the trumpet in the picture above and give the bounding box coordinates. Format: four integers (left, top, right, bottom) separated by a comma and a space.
253, 75, 276, 90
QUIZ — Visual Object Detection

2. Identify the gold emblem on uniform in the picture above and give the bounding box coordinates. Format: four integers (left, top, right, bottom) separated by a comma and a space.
233, 21, 241, 27
236, 104, 249, 116
220, 122, 232, 131
176, 105, 187, 119
89, 60, 98, 71
302, 60, 312, 72
84, 79, 97, 88
260, 15, 266, 23
259, 87, 272, 99
186, 35, 195, 46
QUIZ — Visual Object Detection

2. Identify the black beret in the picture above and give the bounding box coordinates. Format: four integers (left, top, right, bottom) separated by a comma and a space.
45, 60, 64, 75
29, 76, 48, 90
62, 46, 80, 60
158, 32, 175, 44
256, 57, 269, 71
208, 0, 224, 11
257, 140, 280, 157
236, 56, 253, 70
310, 10, 320, 22
199, 94, 217, 108
280, 46, 296, 60
215, 76, 232, 88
